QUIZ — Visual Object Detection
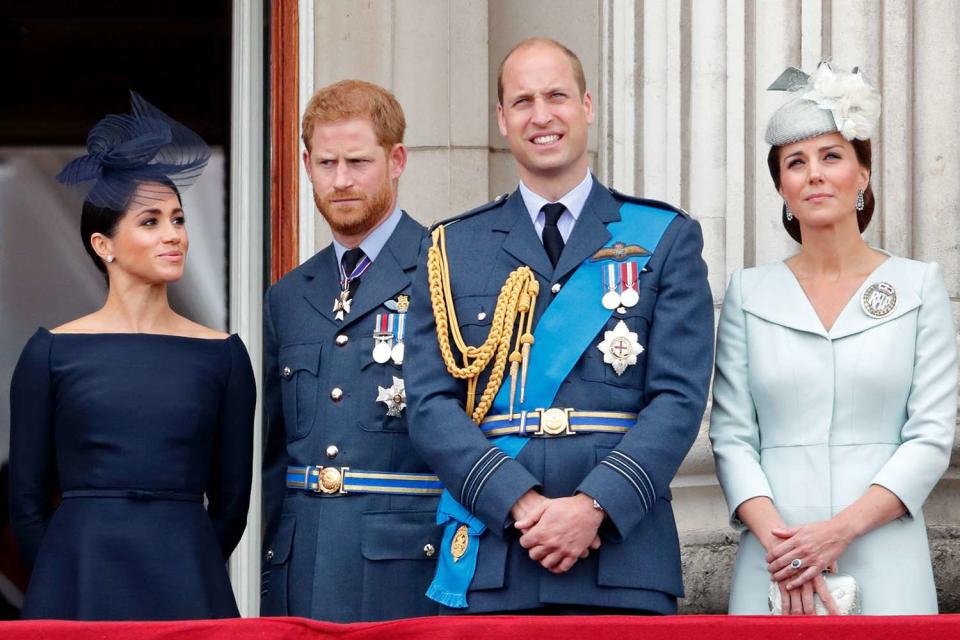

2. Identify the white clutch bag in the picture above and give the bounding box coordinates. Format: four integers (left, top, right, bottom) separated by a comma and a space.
768, 573, 861, 615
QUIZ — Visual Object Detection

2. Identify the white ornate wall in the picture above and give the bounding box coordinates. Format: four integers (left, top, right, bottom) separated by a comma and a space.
307, 0, 960, 612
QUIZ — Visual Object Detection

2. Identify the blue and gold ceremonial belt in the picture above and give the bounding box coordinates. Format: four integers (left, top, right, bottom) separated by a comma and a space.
286, 465, 443, 496
480, 409, 637, 438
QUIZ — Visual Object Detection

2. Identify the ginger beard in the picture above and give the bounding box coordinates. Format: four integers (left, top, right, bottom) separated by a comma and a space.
313, 170, 394, 239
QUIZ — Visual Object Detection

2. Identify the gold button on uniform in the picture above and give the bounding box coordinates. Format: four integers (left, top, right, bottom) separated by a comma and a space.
330, 387, 343, 401
423, 543, 436, 557
335, 334, 349, 346
326, 445, 339, 459
477, 312, 486, 321
282, 366, 292, 378
551, 283, 561, 294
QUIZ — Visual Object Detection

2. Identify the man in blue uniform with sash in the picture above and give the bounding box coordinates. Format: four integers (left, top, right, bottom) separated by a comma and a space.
405, 38, 714, 614
261, 80, 442, 621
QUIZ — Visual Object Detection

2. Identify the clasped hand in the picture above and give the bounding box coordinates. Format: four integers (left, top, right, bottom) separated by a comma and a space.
511, 491, 603, 574
766, 519, 851, 615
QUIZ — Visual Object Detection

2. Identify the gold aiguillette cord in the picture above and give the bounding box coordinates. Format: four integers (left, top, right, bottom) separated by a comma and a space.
427, 224, 540, 424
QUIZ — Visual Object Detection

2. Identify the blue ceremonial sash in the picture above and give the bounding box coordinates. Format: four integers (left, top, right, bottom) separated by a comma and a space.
426, 202, 677, 608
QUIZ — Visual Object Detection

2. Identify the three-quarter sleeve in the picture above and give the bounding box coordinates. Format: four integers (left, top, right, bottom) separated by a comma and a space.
206, 335, 256, 560
9, 330, 58, 568
870, 262, 958, 518
709, 270, 774, 529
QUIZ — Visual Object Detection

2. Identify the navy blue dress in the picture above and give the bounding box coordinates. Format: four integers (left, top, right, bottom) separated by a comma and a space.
8, 329, 255, 620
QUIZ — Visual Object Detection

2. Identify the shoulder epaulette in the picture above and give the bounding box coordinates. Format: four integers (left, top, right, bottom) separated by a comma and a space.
608, 188, 691, 218
429, 192, 511, 232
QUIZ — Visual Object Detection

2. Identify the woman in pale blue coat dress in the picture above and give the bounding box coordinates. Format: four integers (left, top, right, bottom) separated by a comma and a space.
710, 63, 957, 615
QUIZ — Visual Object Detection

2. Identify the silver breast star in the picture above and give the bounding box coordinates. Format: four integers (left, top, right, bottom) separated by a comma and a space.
376, 376, 406, 417
596, 320, 644, 376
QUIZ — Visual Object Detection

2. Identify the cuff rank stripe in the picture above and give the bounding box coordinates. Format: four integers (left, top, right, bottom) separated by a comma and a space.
460, 448, 500, 503
470, 455, 508, 513
461, 448, 508, 509
607, 450, 656, 503
600, 459, 648, 512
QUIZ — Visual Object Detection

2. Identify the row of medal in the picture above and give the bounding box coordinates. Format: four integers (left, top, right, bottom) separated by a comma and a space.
372, 312, 406, 366
600, 261, 641, 310
374, 295, 409, 417
598, 261, 645, 375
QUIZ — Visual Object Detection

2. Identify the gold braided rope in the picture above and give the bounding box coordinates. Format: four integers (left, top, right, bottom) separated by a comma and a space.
428, 223, 539, 424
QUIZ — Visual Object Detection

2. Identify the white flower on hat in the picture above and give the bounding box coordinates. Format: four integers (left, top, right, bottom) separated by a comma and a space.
802, 63, 881, 141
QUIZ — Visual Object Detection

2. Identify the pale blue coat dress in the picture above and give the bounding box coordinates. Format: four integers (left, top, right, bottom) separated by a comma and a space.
710, 255, 957, 614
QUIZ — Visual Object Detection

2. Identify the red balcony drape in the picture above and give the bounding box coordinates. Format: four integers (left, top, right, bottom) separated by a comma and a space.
2, 614, 960, 640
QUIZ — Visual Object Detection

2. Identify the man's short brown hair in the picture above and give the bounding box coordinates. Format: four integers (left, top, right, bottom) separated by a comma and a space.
496, 37, 587, 105
301, 79, 406, 152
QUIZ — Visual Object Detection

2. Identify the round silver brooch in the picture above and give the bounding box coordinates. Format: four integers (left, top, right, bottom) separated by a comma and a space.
861, 282, 897, 319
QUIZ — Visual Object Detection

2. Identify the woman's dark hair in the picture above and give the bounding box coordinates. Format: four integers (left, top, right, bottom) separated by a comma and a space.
766, 138, 875, 244
80, 199, 124, 276
79, 179, 182, 279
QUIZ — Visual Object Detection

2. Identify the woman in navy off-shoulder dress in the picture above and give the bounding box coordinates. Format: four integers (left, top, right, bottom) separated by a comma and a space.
8, 94, 255, 620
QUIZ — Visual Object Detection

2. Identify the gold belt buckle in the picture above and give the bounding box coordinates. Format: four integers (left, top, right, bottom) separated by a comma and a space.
534, 408, 574, 437
313, 466, 349, 494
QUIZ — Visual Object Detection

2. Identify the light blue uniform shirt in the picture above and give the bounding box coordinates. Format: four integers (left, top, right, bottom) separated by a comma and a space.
332, 205, 403, 270
518, 171, 593, 243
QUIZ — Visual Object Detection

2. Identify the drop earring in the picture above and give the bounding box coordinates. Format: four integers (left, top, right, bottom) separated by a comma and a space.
784, 201, 793, 222
856, 188, 865, 212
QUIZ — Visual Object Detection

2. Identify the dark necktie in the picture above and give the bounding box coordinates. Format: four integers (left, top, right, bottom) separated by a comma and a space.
341, 247, 366, 296
541, 203, 566, 268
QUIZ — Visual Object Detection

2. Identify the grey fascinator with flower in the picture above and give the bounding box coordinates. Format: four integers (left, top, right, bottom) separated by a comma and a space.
764, 61, 881, 146
56, 92, 211, 211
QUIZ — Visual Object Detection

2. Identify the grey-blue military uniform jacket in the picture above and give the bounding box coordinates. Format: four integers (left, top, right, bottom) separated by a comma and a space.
261, 212, 441, 622
404, 181, 714, 614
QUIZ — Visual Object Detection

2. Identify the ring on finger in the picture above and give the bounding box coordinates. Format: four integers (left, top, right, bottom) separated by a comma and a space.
790, 558, 803, 570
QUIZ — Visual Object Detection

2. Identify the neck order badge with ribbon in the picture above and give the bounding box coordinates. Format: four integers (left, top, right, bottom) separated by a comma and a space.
425, 201, 677, 608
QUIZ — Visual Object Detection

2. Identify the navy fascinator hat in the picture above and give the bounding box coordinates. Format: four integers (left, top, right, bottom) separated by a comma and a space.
56, 92, 211, 210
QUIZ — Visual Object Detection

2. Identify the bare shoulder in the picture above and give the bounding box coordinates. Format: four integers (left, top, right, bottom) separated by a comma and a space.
173, 316, 231, 340
50, 313, 107, 334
